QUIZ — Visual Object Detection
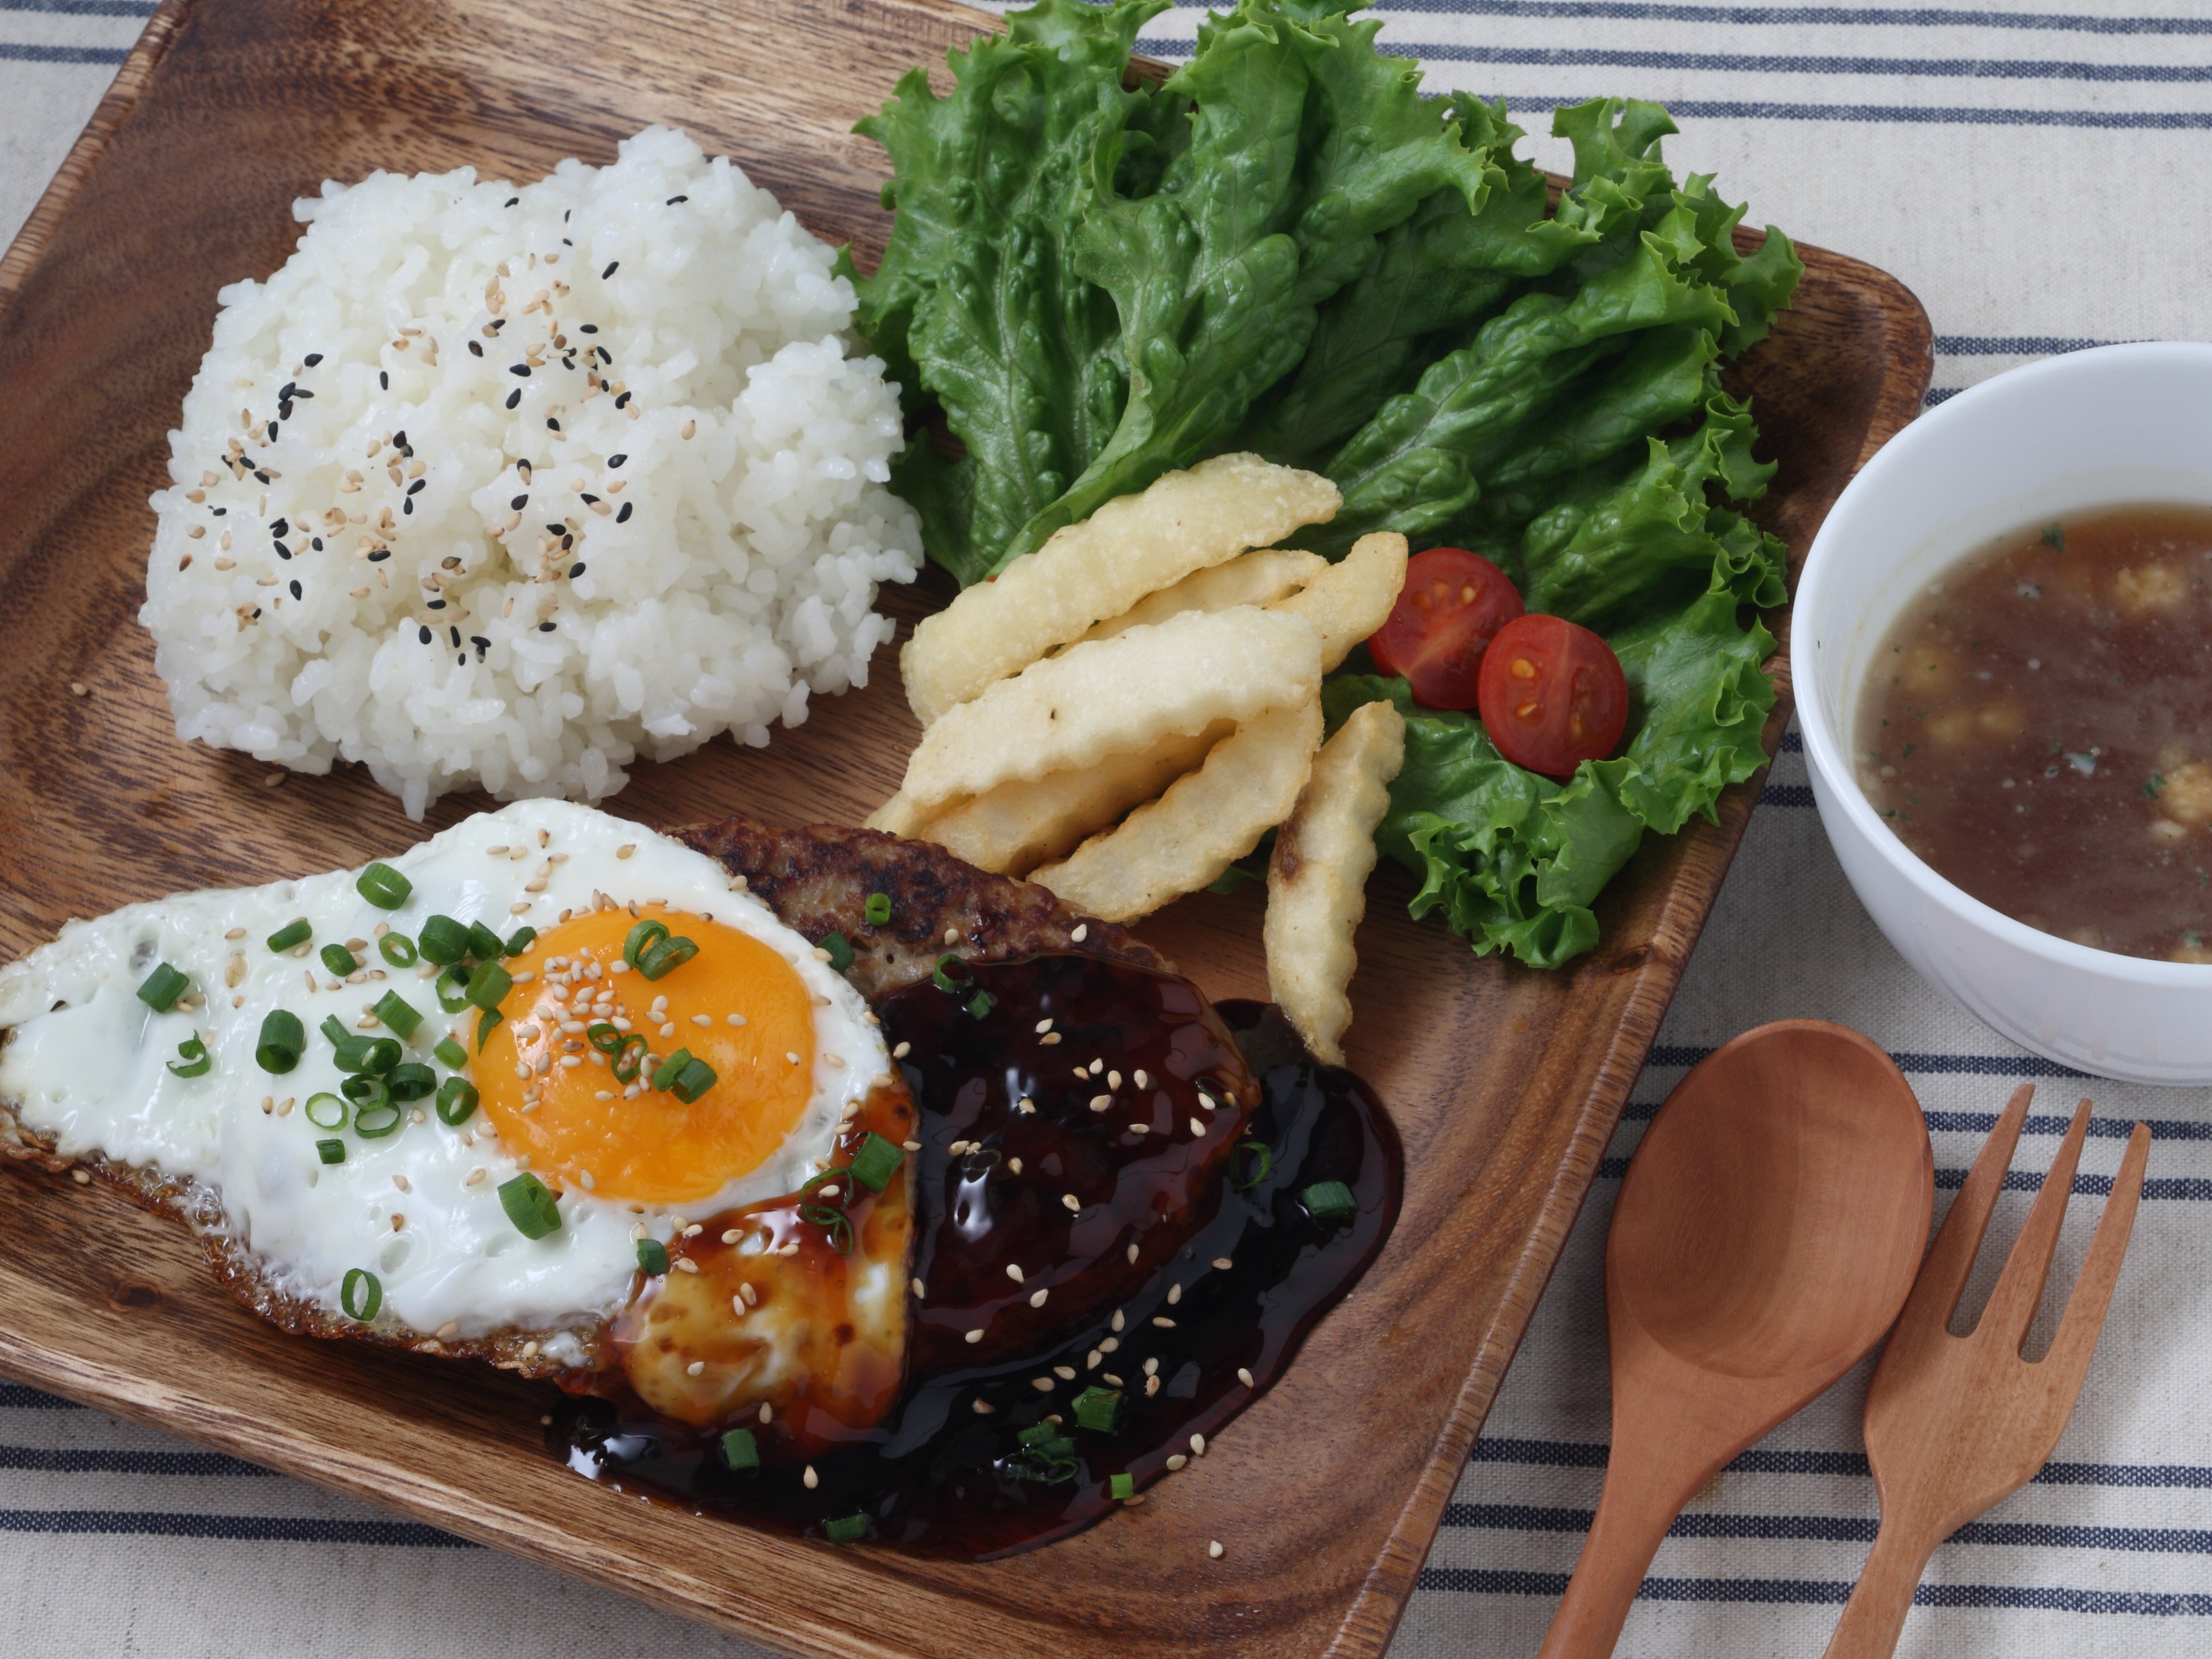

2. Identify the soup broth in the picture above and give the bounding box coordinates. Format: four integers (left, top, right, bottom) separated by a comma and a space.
1856, 504, 2212, 963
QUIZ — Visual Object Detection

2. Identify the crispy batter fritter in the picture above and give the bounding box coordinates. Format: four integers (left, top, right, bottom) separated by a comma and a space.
0, 815, 1163, 1377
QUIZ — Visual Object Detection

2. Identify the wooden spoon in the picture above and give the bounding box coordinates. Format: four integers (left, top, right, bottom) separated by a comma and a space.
1535, 1020, 1934, 1659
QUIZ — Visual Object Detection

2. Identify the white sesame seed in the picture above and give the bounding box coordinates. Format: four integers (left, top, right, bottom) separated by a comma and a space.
723, 1229, 742, 1244
1098, 1336, 1118, 1354
1107, 1070, 1121, 1089
759, 1403, 772, 1423
675, 1258, 700, 1274
1017, 1097, 1036, 1114
616, 844, 635, 859
1006, 1263, 1024, 1283
1030, 1288, 1049, 1308
1237, 1367, 1254, 1387
437, 1321, 459, 1340
1144, 1358, 1159, 1377
910, 1276, 926, 1299
1166, 1454, 1188, 1471
1090, 1095, 1111, 1112
1213, 1258, 1234, 1270
1153, 1316, 1176, 1329
392, 1174, 412, 1193
684, 1359, 705, 1379
725, 1013, 747, 1027
1071, 924, 1087, 942
1208, 1540, 1223, 1559
1039, 1032, 1062, 1045
740, 1282, 758, 1306
1031, 1377, 1054, 1392
785, 1051, 801, 1065
1190, 1432, 1207, 1456
1111, 1310, 1126, 1333
683, 1224, 703, 1237
1135, 1070, 1150, 1089
902, 1139, 921, 1151
1126, 1243, 1141, 1264
1062, 1193, 1080, 1212
1086, 1349, 1102, 1368
559, 1055, 583, 1069
1190, 1118, 1205, 1135
1167, 1284, 1182, 1305
595, 1091, 614, 1102
943, 927, 960, 945
466, 1168, 487, 1187
972, 1399, 995, 1415
964, 1328, 984, 1345
659, 1023, 677, 1039
689, 1013, 711, 1027
803, 1465, 818, 1488
892, 1041, 911, 1059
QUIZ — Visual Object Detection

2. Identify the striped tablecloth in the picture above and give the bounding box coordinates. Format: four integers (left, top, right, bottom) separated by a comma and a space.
7, 3, 2212, 1655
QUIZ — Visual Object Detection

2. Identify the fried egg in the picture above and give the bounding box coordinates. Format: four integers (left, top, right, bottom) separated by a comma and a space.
0, 800, 895, 1373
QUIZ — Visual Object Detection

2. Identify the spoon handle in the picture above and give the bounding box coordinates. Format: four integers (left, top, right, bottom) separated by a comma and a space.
1534, 1450, 1697, 1659
1821, 1518, 1937, 1659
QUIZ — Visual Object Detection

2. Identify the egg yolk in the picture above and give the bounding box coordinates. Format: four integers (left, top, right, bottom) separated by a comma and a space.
475, 906, 817, 1205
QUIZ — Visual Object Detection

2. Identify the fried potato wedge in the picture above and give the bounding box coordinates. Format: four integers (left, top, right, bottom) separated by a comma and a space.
1267, 531, 1409, 670
1032, 698, 1324, 924
1078, 547, 1329, 646
1263, 699, 1407, 1066
864, 790, 938, 838
897, 606, 1323, 813
901, 454, 1340, 725
914, 722, 1233, 876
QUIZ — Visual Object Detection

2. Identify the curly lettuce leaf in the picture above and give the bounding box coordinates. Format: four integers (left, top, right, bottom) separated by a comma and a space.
846, 0, 1168, 584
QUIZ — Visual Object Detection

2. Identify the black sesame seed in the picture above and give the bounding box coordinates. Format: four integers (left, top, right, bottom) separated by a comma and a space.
614, 392, 630, 409
458, 652, 467, 666
426, 598, 444, 609
559, 534, 573, 550
561, 237, 573, 247
468, 341, 484, 358
271, 517, 289, 536
518, 458, 532, 474
278, 381, 297, 401
504, 196, 518, 207
543, 523, 565, 537
601, 260, 618, 279
471, 635, 490, 652
250, 607, 262, 620
563, 209, 571, 222
569, 561, 585, 579
506, 389, 522, 410
294, 388, 314, 399
581, 492, 598, 504
303, 353, 323, 367
310, 538, 323, 551
449, 626, 461, 647
277, 403, 293, 422
406, 479, 426, 495
579, 324, 598, 335
274, 543, 291, 560
547, 419, 561, 432
595, 346, 612, 364
253, 471, 271, 485
511, 494, 528, 510
539, 621, 556, 632
616, 501, 632, 524
665, 195, 687, 205
368, 550, 390, 563
395, 431, 409, 453
211, 508, 227, 517
607, 453, 627, 468
509, 364, 531, 378
267, 421, 279, 440
418, 626, 432, 644
379, 371, 389, 390
289, 579, 302, 600
402, 499, 413, 517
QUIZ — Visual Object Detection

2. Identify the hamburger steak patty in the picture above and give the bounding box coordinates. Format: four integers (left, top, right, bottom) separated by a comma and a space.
0, 817, 1166, 1377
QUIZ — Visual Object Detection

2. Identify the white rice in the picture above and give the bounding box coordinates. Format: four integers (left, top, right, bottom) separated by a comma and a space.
140, 125, 921, 819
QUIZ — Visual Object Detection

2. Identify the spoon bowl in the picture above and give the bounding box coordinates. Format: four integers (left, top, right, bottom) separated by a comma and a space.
1537, 1020, 1934, 1659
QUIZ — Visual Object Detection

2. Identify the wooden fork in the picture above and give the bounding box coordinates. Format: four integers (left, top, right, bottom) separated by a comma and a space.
1822, 1085, 2151, 1658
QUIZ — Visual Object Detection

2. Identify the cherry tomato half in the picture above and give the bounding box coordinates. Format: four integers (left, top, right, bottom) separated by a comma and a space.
1366, 547, 1525, 711
1475, 613, 1630, 778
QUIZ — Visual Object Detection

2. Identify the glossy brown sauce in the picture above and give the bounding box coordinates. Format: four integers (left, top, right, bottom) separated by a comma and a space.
550, 955, 1402, 1559
1857, 504, 2212, 961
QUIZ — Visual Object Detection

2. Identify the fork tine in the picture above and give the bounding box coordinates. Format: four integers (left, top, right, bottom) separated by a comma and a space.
1977, 1098, 2091, 1350
2042, 1121, 2152, 1383
1894, 1083, 2034, 1338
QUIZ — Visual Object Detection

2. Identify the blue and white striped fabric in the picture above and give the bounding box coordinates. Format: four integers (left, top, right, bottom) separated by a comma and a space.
7, 1, 2212, 1654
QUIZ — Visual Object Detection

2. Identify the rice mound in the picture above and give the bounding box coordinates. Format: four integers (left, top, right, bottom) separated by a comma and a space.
141, 125, 921, 819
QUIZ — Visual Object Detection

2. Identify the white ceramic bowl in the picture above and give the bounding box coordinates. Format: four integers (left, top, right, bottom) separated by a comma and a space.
1793, 342, 2212, 1086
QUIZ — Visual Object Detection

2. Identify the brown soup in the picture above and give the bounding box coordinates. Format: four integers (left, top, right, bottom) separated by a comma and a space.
1856, 504, 2212, 963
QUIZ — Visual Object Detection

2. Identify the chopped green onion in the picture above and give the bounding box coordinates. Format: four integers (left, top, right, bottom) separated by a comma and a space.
1109, 1472, 1134, 1500
586, 1022, 623, 1056
718, 1427, 759, 1472
377, 933, 418, 968
505, 926, 536, 956
636, 1238, 669, 1276
611, 1033, 647, 1084
136, 963, 189, 1012
335, 1034, 401, 1076
315, 1138, 345, 1166
799, 1203, 854, 1254
466, 920, 506, 962
668, 1057, 717, 1103
637, 934, 698, 980
498, 1173, 561, 1238
863, 892, 892, 927
465, 960, 513, 1011
341, 1073, 389, 1111
1016, 1422, 1062, 1448
966, 990, 996, 1020
340, 1267, 381, 1321
320, 943, 360, 977
821, 931, 854, 972
417, 915, 470, 965
433, 963, 473, 1013
1230, 1139, 1273, 1191
650, 1048, 694, 1091
622, 918, 669, 968
931, 954, 969, 994
255, 1009, 304, 1073
353, 1098, 403, 1138
1071, 1386, 1121, 1433
167, 1033, 212, 1078
372, 991, 422, 1038
435, 1077, 478, 1126
476, 1007, 503, 1050
847, 1133, 904, 1194
1301, 1179, 1358, 1221
385, 1062, 435, 1102
304, 1093, 348, 1130
266, 918, 311, 953
822, 1513, 869, 1544
433, 1036, 469, 1070
320, 1014, 351, 1048
357, 862, 412, 910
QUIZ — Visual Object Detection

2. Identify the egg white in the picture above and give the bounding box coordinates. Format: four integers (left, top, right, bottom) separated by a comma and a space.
0, 800, 887, 1356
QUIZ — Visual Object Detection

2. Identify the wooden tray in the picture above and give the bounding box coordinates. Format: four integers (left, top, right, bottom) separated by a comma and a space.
0, 1, 1932, 1654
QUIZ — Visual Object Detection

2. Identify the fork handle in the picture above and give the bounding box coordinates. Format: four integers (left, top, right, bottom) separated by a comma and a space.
1823, 1518, 1938, 1659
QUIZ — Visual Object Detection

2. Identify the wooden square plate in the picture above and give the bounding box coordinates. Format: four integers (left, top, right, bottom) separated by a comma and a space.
0, 0, 1932, 1653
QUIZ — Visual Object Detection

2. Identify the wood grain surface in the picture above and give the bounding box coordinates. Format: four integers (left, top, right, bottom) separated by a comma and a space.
0, 1, 1934, 1655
